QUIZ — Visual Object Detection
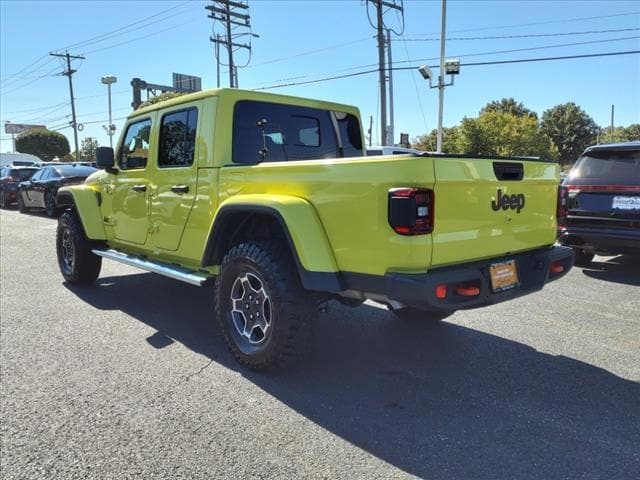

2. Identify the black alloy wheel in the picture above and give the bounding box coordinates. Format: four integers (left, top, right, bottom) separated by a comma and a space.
56, 211, 102, 284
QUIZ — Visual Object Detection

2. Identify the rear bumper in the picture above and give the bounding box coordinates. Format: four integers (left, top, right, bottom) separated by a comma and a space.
558, 226, 640, 255
343, 246, 574, 311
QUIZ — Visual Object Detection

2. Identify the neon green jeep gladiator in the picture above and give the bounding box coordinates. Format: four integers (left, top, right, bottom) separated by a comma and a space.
55, 88, 573, 370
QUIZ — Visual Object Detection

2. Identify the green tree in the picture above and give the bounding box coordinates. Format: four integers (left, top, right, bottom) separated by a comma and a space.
136, 91, 185, 110
600, 124, 640, 143
413, 126, 463, 153
457, 111, 557, 160
540, 103, 599, 165
624, 124, 640, 141
15, 128, 70, 161
480, 98, 537, 119
80, 137, 99, 161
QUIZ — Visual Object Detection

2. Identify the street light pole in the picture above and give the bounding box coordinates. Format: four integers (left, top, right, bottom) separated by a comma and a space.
101, 75, 117, 149
437, 0, 447, 154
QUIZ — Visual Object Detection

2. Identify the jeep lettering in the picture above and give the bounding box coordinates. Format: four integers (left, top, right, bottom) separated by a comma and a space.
491, 188, 526, 213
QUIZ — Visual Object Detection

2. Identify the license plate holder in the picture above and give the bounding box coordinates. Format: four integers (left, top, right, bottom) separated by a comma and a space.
489, 260, 519, 292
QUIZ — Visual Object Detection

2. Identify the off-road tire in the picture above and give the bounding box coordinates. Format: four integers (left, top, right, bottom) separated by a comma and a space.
17, 193, 27, 213
0, 190, 8, 209
387, 305, 453, 323
45, 190, 57, 217
573, 249, 594, 267
56, 211, 102, 284
215, 240, 315, 371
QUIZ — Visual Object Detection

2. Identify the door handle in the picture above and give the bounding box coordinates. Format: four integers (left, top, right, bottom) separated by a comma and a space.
171, 185, 189, 194
131, 184, 147, 193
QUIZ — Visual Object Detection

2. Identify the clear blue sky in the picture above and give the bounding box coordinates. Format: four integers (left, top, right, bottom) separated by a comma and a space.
1, 0, 639, 154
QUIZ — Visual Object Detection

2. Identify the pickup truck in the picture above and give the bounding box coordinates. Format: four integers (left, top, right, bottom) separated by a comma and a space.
55, 88, 573, 370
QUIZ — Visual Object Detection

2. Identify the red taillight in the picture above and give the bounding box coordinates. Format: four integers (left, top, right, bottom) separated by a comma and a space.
436, 284, 447, 299
388, 187, 434, 235
557, 185, 568, 230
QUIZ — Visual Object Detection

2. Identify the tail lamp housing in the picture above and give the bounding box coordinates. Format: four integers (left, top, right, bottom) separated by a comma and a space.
557, 185, 568, 231
388, 187, 434, 235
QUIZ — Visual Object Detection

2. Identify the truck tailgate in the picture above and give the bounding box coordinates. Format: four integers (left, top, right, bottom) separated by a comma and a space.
431, 157, 558, 267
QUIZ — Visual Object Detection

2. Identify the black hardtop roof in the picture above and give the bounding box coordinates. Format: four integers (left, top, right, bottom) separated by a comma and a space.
584, 141, 640, 153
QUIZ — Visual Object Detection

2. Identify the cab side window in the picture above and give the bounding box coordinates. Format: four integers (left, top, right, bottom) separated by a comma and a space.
232, 100, 338, 164
158, 108, 198, 168
119, 118, 152, 170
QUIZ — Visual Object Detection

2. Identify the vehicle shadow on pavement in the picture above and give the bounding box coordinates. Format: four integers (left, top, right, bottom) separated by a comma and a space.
66, 273, 640, 480
582, 255, 640, 286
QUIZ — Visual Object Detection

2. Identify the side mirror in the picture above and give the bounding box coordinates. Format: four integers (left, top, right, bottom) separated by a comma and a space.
96, 146, 117, 174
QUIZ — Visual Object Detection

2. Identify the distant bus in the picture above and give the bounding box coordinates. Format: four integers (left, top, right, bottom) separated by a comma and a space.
0, 152, 41, 167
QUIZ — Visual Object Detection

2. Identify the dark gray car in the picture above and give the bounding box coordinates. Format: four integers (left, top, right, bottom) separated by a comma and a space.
558, 142, 640, 266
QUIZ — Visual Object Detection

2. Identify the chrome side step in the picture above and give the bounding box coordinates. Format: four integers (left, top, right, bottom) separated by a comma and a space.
92, 248, 213, 287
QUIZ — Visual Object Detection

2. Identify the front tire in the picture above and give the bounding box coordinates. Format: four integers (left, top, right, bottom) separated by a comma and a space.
45, 190, 57, 217
17, 192, 27, 213
387, 305, 453, 323
215, 241, 315, 371
0, 190, 8, 209
56, 211, 102, 284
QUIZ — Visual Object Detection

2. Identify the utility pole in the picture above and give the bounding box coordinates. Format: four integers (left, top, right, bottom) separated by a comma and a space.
436, 0, 447, 154
50, 51, 84, 161
367, 0, 403, 146
216, 33, 221, 88
206, 0, 253, 88
386, 28, 394, 146
368, 116, 373, 147
376, 2, 386, 147
610, 104, 615, 142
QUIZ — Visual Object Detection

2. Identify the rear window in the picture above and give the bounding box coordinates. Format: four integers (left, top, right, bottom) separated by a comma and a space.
54, 165, 97, 177
569, 149, 640, 185
233, 100, 339, 163
232, 101, 364, 163
11, 168, 39, 180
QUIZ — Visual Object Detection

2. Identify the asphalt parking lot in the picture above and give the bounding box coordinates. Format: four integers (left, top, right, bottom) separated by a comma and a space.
1, 207, 639, 479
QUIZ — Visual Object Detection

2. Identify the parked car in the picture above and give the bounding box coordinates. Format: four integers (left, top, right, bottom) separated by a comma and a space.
0, 166, 40, 208
0, 152, 40, 168
558, 142, 640, 266
17, 164, 97, 217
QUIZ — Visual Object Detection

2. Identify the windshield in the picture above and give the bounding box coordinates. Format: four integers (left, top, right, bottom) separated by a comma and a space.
568, 149, 640, 185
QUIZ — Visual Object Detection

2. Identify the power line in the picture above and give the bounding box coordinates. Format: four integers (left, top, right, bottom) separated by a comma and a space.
254, 35, 640, 87
1, 2, 191, 92
55, 1, 192, 52
82, 18, 198, 55
255, 50, 640, 90
0, 66, 60, 96
250, 37, 371, 68
411, 11, 640, 36
402, 27, 640, 41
